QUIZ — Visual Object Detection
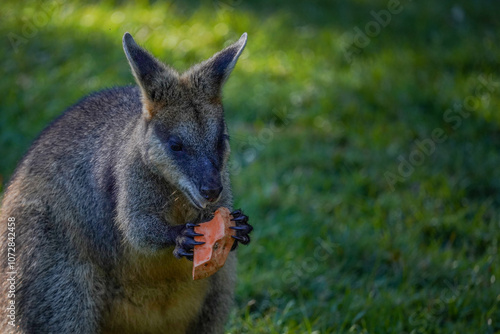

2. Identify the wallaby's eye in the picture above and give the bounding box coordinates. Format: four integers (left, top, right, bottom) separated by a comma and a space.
166, 135, 184, 154
170, 143, 183, 152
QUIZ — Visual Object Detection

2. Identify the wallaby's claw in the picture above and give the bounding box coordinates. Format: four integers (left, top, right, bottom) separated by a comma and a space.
230, 209, 252, 251
231, 215, 248, 223
230, 224, 253, 233
184, 229, 203, 238
173, 249, 193, 260
230, 209, 242, 216
174, 221, 203, 261
232, 235, 250, 244
185, 238, 205, 248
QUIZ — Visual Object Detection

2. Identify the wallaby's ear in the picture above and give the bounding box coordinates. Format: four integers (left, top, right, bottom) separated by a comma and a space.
208, 32, 247, 85
186, 33, 247, 97
122, 32, 178, 119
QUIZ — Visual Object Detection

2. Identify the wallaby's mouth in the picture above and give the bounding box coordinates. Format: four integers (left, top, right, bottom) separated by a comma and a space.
185, 190, 206, 209
178, 177, 208, 209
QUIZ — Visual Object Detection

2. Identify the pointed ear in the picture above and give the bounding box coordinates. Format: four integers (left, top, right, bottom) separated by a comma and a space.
209, 32, 247, 85
122, 32, 177, 119
186, 33, 247, 97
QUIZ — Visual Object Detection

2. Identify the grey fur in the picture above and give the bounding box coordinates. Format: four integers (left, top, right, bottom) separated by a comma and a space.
0, 32, 248, 333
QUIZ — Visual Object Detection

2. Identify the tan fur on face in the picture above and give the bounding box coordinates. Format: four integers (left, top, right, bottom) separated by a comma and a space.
142, 97, 157, 121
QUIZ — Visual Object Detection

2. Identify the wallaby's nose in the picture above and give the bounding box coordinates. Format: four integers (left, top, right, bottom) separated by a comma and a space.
200, 185, 223, 202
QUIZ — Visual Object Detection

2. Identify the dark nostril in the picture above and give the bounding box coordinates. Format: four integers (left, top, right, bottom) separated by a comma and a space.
200, 186, 223, 202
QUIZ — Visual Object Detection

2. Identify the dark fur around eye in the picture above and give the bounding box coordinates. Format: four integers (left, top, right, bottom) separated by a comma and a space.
153, 123, 184, 153
170, 142, 183, 152
153, 123, 170, 142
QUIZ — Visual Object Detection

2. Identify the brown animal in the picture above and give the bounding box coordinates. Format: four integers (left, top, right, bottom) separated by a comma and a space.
0, 32, 253, 333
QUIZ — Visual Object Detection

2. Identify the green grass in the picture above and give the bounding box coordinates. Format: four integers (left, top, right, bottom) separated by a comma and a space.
1, 0, 500, 333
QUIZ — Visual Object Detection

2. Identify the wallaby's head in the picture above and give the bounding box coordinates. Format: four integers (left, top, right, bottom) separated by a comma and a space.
122, 32, 247, 209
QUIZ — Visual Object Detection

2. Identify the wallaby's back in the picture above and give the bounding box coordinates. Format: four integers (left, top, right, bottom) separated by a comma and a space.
3, 86, 140, 262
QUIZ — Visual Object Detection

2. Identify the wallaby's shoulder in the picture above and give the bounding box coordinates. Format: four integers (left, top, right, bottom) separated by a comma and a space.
75, 85, 142, 115
33, 86, 141, 149
8, 86, 142, 187
54, 85, 142, 129
26, 85, 141, 145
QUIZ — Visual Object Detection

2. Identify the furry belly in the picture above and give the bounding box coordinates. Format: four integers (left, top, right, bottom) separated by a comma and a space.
102, 248, 210, 334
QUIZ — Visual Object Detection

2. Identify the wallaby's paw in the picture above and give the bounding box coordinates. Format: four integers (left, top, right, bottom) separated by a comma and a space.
230, 209, 252, 250
173, 222, 205, 261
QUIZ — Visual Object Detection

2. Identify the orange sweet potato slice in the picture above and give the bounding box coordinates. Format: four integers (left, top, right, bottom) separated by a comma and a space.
192, 207, 236, 280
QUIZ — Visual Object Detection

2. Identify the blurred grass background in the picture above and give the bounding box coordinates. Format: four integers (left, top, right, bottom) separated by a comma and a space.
1, 0, 499, 333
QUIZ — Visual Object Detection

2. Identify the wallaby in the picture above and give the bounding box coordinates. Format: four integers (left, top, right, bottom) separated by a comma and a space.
0, 32, 253, 334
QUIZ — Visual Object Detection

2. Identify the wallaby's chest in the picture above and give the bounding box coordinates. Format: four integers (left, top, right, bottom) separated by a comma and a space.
163, 192, 200, 225
102, 250, 209, 334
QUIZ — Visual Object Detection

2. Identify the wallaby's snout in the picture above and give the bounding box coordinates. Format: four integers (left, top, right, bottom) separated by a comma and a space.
200, 174, 223, 203
200, 185, 223, 202
198, 158, 223, 203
